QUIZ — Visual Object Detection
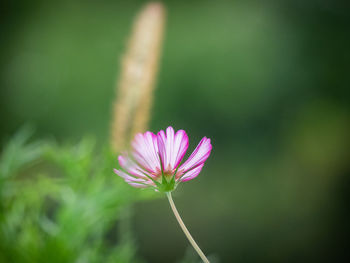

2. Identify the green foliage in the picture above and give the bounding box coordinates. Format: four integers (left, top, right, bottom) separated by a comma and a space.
0, 128, 158, 263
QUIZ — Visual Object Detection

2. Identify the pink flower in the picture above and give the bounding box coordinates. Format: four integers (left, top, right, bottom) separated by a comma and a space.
114, 126, 212, 192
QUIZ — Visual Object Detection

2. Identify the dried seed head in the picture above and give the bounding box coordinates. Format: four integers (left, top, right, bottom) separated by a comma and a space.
111, 2, 166, 152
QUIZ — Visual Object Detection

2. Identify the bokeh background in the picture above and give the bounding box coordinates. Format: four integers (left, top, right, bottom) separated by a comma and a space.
1, 0, 349, 262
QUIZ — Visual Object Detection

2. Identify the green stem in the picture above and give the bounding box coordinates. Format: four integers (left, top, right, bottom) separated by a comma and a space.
166, 192, 210, 263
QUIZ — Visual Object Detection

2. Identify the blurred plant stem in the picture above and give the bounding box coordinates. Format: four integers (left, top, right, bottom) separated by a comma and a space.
166, 192, 210, 263
110, 2, 165, 152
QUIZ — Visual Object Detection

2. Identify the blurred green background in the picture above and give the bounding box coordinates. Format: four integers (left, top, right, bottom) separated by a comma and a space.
1, 0, 349, 262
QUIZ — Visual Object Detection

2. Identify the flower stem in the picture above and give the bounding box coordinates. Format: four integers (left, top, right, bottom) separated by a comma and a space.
166, 192, 210, 263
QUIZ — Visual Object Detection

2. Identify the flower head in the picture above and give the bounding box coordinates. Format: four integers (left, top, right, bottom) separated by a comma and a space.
114, 126, 212, 192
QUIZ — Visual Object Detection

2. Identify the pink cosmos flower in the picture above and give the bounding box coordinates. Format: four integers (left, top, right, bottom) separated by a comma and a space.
114, 126, 212, 192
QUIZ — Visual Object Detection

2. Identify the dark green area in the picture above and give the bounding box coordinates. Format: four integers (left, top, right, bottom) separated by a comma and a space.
1, 0, 349, 262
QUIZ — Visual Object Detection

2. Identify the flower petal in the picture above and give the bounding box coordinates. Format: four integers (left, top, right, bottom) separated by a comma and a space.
179, 163, 204, 182
157, 127, 188, 171
118, 154, 152, 179
172, 129, 189, 168
114, 169, 155, 188
127, 182, 150, 188
179, 137, 212, 173
157, 129, 167, 170
114, 169, 145, 182
131, 131, 160, 173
